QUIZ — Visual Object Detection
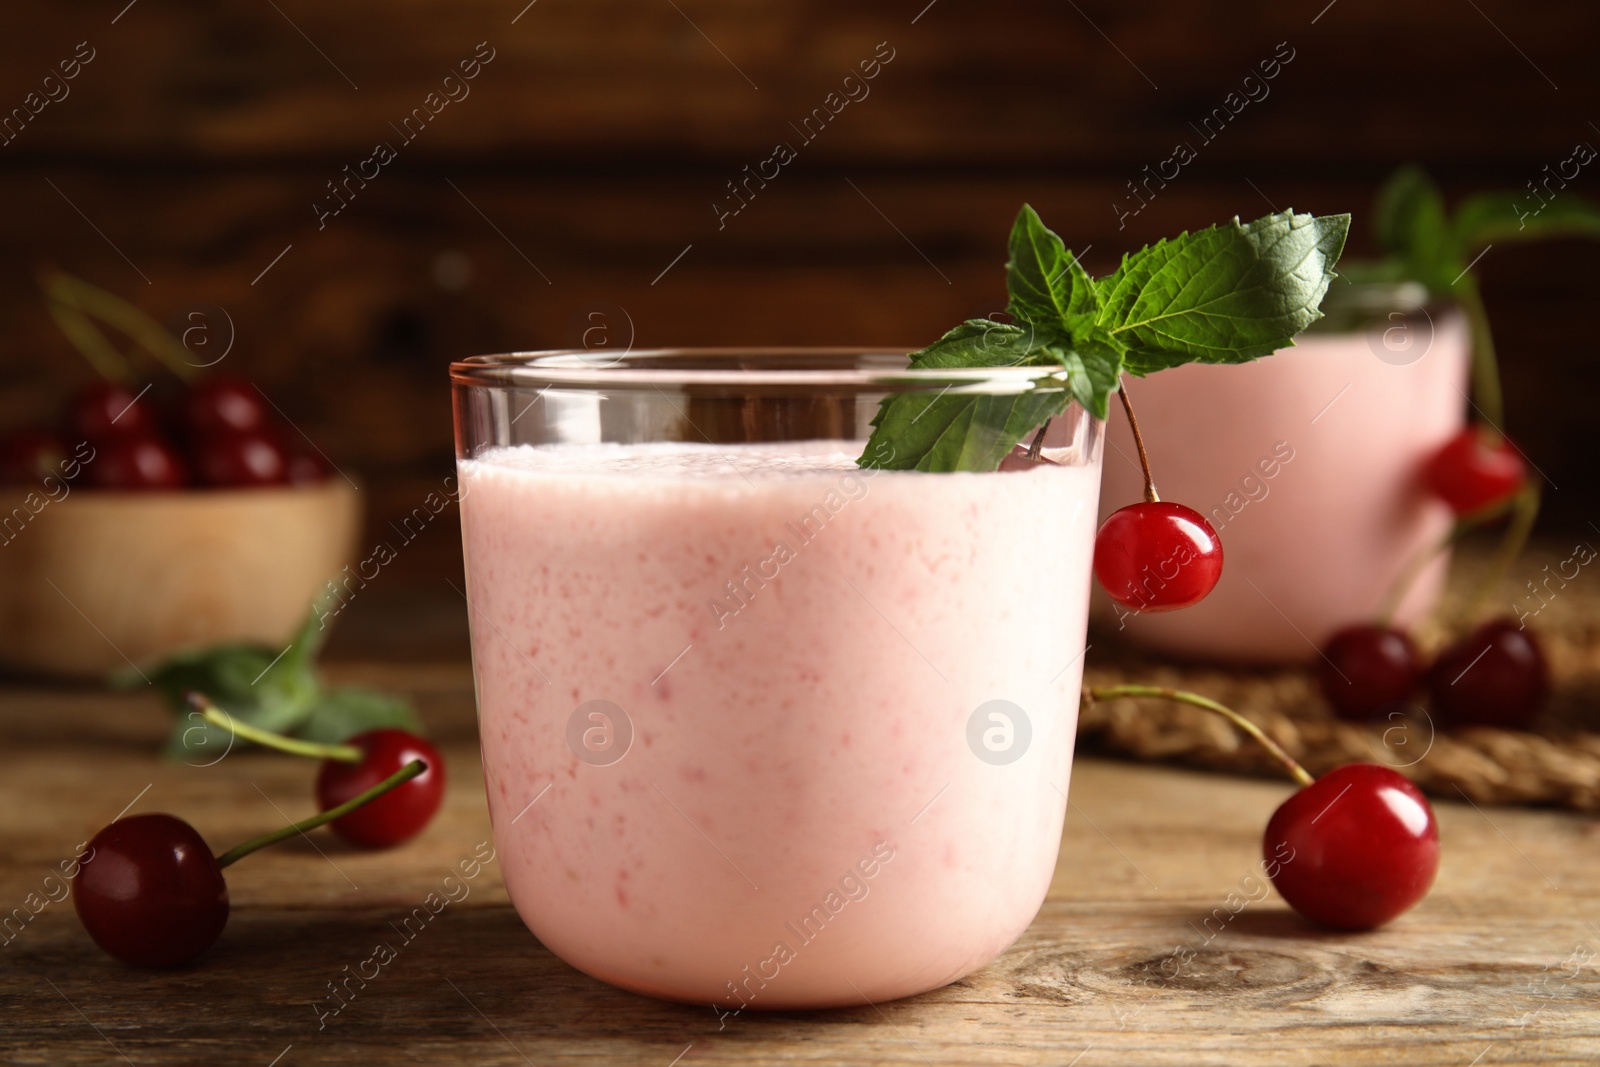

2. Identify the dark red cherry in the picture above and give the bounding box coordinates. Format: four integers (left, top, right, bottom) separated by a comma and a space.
285, 443, 330, 485
73, 814, 229, 967
65, 381, 155, 440
1423, 426, 1527, 516
1264, 763, 1439, 931
1318, 625, 1424, 721
1427, 618, 1549, 728
194, 429, 289, 488
1093, 501, 1223, 612
0, 429, 68, 484
181, 376, 269, 437
85, 434, 188, 490
316, 730, 445, 849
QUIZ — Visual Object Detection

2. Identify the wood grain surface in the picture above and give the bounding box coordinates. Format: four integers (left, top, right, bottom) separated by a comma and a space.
3, 665, 1597, 1065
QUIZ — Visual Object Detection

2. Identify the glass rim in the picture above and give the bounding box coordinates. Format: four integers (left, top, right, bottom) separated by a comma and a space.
449, 347, 1081, 392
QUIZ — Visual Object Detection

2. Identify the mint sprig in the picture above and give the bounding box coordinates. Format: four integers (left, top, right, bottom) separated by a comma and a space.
1361, 165, 1600, 426
859, 204, 1350, 471
113, 597, 422, 758
1369, 165, 1600, 294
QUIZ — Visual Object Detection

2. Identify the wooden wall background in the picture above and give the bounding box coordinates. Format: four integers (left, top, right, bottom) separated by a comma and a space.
2, 0, 1597, 615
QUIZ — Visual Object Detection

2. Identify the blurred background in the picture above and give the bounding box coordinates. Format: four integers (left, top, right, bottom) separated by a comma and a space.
2, 0, 1596, 661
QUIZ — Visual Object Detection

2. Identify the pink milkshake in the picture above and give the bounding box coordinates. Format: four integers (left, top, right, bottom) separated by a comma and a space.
453, 352, 1103, 1008
1096, 290, 1469, 662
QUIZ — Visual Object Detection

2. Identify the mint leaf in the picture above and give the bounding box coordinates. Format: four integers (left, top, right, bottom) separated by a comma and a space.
859, 319, 1074, 471
891, 318, 1048, 369
1449, 192, 1600, 263
297, 687, 420, 744
1007, 204, 1098, 325
863, 387, 1073, 472
1097, 210, 1350, 374
1374, 165, 1448, 279
127, 590, 425, 759
1050, 328, 1127, 420
857, 205, 1348, 473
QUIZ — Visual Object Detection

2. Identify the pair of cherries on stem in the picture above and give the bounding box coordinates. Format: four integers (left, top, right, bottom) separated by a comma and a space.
74, 698, 444, 968
76, 760, 427, 968
1088, 685, 1440, 931
185, 694, 447, 850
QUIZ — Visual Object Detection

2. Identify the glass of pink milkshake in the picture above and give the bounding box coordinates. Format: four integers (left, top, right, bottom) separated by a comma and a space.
1095, 282, 1469, 663
452, 349, 1103, 1009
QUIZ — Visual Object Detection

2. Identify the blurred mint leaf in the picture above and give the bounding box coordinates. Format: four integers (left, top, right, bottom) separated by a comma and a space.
297, 687, 420, 744
1374, 165, 1449, 285
1098, 210, 1350, 374
1369, 164, 1600, 295
1449, 191, 1600, 263
126, 590, 423, 759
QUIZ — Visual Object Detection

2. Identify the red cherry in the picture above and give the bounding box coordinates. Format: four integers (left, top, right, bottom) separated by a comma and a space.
1318, 625, 1423, 721
1093, 501, 1223, 612
316, 730, 445, 849
285, 443, 331, 485
1423, 426, 1528, 516
85, 434, 188, 490
181, 376, 269, 437
0, 429, 68, 484
1427, 618, 1548, 729
74, 814, 229, 967
1264, 763, 1439, 931
998, 444, 1059, 472
193, 429, 290, 488
65, 382, 155, 440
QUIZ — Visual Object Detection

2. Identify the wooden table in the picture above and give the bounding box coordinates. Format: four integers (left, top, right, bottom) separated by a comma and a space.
3, 663, 1597, 1066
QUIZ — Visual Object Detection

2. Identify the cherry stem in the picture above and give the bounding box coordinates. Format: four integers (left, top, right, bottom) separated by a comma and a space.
1027, 419, 1052, 460
40, 270, 196, 384
1084, 684, 1315, 787
1372, 483, 1537, 628
1116, 381, 1159, 503
186, 692, 362, 764
214, 759, 425, 869
1457, 277, 1506, 432
1461, 482, 1541, 623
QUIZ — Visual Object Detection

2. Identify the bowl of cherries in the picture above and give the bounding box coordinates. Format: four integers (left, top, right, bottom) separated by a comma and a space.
0, 375, 360, 678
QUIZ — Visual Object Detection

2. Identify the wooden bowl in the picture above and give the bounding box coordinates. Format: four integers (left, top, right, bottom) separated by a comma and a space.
0, 482, 361, 678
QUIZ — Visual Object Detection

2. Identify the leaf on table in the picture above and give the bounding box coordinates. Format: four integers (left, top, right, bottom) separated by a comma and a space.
297, 687, 421, 744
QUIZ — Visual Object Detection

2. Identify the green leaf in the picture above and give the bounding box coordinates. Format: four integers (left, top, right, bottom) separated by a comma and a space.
858, 319, 1076, 471
1006, 204, 1098, 325
1049, 328, 1128, 420
888, 318, 1049, 369
297, 687, 420, 744
1449, 191, 1600, 262
856, 205, 1349, 473
1097, 210, 1350, 375
1374, 165, 1448, 271
139, 588, 404, 760
863, 387, 1074, 472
